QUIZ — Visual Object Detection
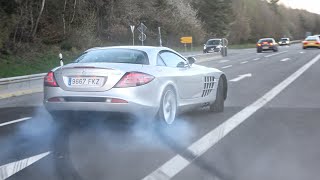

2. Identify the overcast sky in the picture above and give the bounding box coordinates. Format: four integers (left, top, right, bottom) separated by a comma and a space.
280, 0, 320, 14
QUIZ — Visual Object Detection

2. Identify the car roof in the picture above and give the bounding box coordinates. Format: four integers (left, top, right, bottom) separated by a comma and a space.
86, 46, 170, 53
259, 38, 274, 40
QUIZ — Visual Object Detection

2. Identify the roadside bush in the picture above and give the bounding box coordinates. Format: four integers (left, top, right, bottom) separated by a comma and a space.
60, 41, 73, 51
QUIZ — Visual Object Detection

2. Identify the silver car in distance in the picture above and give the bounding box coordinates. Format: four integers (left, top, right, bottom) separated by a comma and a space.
44, 46, 228, 125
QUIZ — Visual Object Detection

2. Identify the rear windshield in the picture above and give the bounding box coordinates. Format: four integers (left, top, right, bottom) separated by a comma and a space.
75, 49, 149, 64
258, 39, 273, 43
281, 38, 289, 41
207, 40, 221, 45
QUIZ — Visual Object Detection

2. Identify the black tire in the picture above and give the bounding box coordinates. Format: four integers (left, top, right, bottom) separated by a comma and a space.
157, 87, 177, 125
210, 78, 225, 113
257, 49, 262, 53
303, 47, 306, 49
273, 49, 278, 52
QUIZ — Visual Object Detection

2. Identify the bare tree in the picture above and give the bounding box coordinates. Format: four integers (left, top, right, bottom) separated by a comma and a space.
31, 0, 46, 39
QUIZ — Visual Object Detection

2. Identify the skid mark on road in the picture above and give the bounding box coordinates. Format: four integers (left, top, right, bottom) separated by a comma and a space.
143, 53, 320, 180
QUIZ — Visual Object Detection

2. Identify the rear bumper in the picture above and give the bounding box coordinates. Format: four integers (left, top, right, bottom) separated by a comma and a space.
43, 82, 161, 117
303, 45, 320, 48
45, 101, 158, 117
257, 46, 276, 51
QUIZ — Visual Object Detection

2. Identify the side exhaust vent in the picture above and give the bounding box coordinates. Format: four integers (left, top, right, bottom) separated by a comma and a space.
202, 76, 215, 97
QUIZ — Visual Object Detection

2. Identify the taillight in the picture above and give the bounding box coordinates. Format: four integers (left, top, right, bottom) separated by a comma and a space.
257, 43, 261, 47
115, 72, 154, 88
269, 43, 273, 46
303, 41, 308, 45
44, 71, 59, 87
316, 42, 320, 45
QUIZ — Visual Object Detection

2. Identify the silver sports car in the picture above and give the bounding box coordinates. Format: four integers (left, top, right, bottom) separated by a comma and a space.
44, 46, 228, 125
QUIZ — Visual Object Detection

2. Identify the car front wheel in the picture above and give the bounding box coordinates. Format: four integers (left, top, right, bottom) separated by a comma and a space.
157, 87, 177, 125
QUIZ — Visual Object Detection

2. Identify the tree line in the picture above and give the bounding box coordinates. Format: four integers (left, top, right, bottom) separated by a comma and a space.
0, 0, 320, 55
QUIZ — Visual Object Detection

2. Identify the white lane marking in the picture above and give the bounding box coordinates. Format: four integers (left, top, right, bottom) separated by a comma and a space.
240, 61, 249, 64
264, 51, 288, 58
218, 60, 230, 63
0, 152, 50, 180
221, 65, 232, 69
142, 53, 320, 180
300, 52, 305, 54
253, 58, 260, 61
0, 117, 31, 127
280, 58, 291, 62
229, 73, 252, 82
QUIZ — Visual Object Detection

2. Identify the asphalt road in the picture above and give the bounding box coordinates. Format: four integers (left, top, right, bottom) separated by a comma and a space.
1, 44, 320, 180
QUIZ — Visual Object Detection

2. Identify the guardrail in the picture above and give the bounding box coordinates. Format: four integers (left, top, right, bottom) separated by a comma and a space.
0, 73, 46, 85
0, 73, 46, 99
290, 40, 302, 44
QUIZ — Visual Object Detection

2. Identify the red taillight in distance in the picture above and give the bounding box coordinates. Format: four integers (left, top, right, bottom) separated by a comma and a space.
115, 72, 155, 88
44, 71, 59, 87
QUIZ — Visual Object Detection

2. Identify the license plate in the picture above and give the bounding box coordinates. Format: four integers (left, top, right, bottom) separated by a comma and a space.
262, 46, 269, 49
68, 77, 104, 87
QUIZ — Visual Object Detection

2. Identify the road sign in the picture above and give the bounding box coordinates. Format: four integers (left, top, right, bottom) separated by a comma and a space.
137, 23, 147, 33
130, 25, 135, 33
139, 33, 146, 41
130, 25, 135, 45
180, 36, 192, 44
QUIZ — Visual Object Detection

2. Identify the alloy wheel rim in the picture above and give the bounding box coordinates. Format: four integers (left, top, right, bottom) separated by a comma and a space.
162, 90, 176, 124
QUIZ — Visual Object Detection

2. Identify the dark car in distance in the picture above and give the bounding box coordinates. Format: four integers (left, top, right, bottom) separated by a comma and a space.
203, 39, 223, 53
257, 38, 279, 53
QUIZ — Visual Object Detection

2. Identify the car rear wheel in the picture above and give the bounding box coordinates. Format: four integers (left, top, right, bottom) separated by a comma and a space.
257, 49, 262, 53
158, 87, 177, 125
210, 78, 225, 112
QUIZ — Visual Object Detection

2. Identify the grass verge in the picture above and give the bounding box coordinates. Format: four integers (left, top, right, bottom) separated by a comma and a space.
0, 51, 79, 78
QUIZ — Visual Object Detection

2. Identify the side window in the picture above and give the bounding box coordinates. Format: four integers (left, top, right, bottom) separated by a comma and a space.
159, 51, 186, 68
157, 55, 166, 66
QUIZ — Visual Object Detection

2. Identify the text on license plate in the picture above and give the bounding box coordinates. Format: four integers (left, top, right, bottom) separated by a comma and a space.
68, 77, 104, 86
263, 46, 269, 49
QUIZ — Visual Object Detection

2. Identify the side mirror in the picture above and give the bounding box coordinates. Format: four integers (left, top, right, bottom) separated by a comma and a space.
187, 57, 196, 65
177, 62, 187, 68
59, 53, 64, 66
